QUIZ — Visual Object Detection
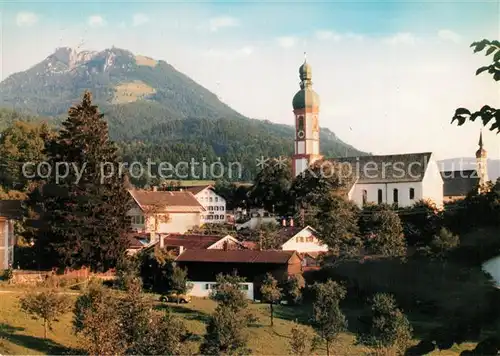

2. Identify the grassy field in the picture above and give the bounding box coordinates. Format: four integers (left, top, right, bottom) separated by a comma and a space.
0, 288, 476, 355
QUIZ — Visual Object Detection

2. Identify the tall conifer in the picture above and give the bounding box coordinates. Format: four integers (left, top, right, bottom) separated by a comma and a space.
26, 91, 131, 271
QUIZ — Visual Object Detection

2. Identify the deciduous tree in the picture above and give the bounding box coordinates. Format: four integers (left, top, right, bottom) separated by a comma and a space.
289, 322, 317, 355
356, 293, 413, 355
73, 281, 127, 355
311, 280, 348, 356
360, 204, 406, 257
169, 266, 191, 303
260, 273, 282, 326
452, 39, 500, 132
19, 289, 71, 339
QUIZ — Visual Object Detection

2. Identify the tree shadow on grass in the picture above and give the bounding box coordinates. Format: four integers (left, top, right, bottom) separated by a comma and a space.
0, 323, 81, 355
155, 303, 211, 323
273, 304, 313, 325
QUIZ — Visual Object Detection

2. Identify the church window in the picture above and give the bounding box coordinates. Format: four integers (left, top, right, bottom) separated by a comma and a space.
393, 189, 399, 204
409, 188, 415, 200
297, 116, 305, 132
362, 190, 368, 205
377, 189, 383, 204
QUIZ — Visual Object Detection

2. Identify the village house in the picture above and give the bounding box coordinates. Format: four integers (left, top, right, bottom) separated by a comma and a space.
127, 188, 205, 235
175, 249, 302, 300
153, 233, 245, 256
185, 185, 227, 224
0, 200, 23, 270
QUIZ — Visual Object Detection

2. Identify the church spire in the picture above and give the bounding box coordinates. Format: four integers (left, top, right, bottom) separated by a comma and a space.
476, 129, 486, 158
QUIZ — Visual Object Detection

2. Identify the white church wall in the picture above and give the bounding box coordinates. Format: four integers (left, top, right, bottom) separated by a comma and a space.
349, 182, 423, 208
422, 157, 444, 208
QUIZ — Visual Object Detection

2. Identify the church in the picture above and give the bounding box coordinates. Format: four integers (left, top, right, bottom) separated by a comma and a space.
290, 57, 445, 208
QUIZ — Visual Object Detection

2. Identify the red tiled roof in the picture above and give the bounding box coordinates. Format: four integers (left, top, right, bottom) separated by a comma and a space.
129, 190, 204, 213
241, 241, 258, 250
125, 232, 149, 249
162, 234, 223, 249
175, 249, 298, 264
186, 185, 212, 195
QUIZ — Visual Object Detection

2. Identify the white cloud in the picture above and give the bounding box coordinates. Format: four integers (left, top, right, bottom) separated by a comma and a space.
277, 36, 297, 48
314, 30, 342, 41
209, 16, 239, 32
382, 32, 418, 45
438, 29, 461, 44
204, 46, 254, 60
88, 15, 106, 28
132, 13, 149, 27
15, 12, 38, 27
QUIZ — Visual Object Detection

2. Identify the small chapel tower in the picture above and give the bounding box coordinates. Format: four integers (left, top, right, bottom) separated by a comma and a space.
476, 130, 489, 192
292, 54, 323, 177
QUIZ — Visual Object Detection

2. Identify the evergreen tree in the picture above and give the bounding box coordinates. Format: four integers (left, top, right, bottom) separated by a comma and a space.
25, 91, 132, 271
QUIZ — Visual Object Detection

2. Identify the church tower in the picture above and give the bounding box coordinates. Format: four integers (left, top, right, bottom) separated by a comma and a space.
292, 55, 322, 177
476, 130, 489, 191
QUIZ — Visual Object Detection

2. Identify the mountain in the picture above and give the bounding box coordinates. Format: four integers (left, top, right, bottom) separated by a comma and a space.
438, 158, 500, 182
0, 47, 367, 181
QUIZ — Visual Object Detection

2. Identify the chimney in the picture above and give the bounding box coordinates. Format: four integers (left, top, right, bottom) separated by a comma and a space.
179, 188, 183, 192
282, 219, 286, 227
159, 234, 164, 248
179, 246, 184, 255
152, 186, 157, 192
289, 218, 294, 227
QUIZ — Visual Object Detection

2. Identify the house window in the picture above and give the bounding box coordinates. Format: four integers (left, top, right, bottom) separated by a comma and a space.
215, 197, 218, 202
209, 197, 213, 202
306, 236, 314, 242
409, 188, 415, 200
393, 189, 399, 204
362, 190, 367, 205
377, 189, 383, 204
209, 206, 213, 211
131, 215, 145, 224
220, 206, 225, 211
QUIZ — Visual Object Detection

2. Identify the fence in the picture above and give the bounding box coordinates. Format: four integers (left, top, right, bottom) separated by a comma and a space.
10, 267, 116, 285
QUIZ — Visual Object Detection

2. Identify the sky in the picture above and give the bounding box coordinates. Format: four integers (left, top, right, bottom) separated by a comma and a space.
1, 0, 499, 160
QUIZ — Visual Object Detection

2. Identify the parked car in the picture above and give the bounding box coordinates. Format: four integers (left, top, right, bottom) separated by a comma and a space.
159, 292, 191, 303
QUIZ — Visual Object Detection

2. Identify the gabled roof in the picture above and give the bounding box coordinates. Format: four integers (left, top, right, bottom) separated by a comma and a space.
330, 152, 433, 184
278, 226, 317, 245
441, 170, 479, 197
175, 249, 300, 264
128, 190, 204, 213
0, 200, 23, 219
186, 185, 213, 195
163, 234, 226, 249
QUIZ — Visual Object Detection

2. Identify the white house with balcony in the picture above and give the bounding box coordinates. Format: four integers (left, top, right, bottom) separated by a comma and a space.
279, 225, 328, 254
186, 185, 226, 224
127, 188, 205, 235
335, 152, 444, 208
